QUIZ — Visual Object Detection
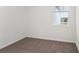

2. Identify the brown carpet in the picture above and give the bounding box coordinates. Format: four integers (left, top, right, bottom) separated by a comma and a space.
0, 37, 78, 53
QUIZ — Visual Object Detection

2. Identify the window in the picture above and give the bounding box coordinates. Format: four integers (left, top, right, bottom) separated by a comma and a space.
54, 6, 70, 24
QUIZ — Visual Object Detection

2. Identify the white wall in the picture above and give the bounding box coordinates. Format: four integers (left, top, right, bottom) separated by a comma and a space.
0, 6, 76, 49
76, 7, 79, 51
0, 7, 28, 49
25, 6, 76, 43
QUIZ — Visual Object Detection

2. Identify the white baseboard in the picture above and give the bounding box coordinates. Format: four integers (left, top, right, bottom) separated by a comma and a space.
0, 38, 23, 49
0, 36, 75, 50
27, 36, 75, 43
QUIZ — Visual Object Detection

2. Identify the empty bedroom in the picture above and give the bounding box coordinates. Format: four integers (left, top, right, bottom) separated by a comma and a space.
0, 6, 79, 53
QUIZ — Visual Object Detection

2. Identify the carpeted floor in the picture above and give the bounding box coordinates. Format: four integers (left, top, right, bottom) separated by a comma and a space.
0, 37, 78, 53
